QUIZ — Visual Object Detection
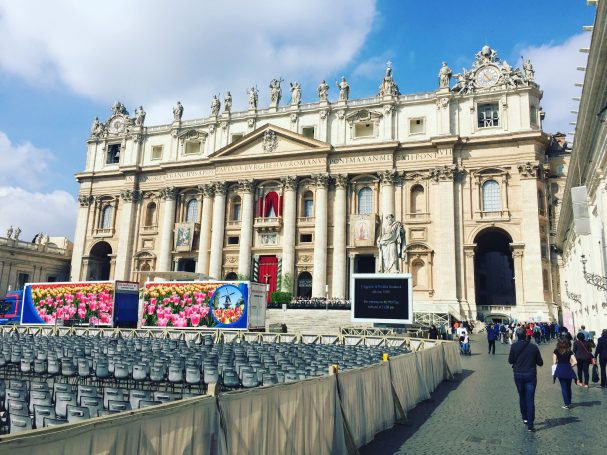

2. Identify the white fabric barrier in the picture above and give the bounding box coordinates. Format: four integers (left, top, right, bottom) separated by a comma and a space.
442, 341, 463, 377
389, 352, 431, 412
218, 375, 347, 455
337, 362, 395, 447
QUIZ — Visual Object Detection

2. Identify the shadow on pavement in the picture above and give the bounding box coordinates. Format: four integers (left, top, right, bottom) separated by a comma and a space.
359, 369, 474, 454
537, 416, 580, 431
572, 400, 602, 408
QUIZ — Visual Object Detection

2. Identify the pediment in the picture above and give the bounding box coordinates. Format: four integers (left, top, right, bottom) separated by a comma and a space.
209, 123, 330, 160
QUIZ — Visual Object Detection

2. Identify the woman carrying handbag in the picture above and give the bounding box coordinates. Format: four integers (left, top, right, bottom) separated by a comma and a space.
573, 332, 595, 387
553, 337, 577, 409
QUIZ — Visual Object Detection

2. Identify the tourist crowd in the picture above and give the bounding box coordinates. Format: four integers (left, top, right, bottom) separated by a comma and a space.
267, 297, 351, 310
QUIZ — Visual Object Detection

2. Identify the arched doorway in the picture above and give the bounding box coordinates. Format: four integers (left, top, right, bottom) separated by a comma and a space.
89, 241, 112, 280
297, 272, 312, 298
225, 272, 238, 280
474, 229, 516, 307
177, 259, 196, 272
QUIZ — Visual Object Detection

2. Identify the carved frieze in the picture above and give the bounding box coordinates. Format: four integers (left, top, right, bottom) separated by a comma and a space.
517, 162, 539, 178
78, 195, 94, 207
262, 130, 278, 153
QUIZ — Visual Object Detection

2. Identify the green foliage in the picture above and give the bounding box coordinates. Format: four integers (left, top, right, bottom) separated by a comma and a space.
282, 273, 293, 292
270, 291, 292, 304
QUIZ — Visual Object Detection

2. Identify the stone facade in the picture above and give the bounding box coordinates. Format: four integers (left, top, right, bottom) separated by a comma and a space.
0, 235, 72, 296
73, 47, 563, 321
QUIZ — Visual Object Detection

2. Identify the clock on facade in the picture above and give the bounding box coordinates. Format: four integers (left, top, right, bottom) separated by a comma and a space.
109, 118, 124, 133
475, 65, 500, 88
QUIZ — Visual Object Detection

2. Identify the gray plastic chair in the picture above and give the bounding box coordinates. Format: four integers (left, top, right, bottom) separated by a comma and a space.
108, 400, 132, 413
9, 414, 32, 434
129, 389, 151, 410
79, 396, 103, 418
33, 404, 55, 429
55, 391, 77, 419
29, 390, 52, 414
66, 404, 91, 423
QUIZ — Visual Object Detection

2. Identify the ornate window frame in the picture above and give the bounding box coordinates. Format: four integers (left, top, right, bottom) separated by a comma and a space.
349, 175, 379, 215
473, 167, 510, 220
93, 195, 117, 237
403, 243, 434, 296
346, 109, 382, 140
403, 171, 430, 222
297, 179, 315, 224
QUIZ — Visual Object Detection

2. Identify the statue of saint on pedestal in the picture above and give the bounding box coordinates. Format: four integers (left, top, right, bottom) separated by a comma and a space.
269, 78, 283, 107
210, 95, 221, 116
6, 225, 13, 239
336, 76, 350, 102
377, 214, 406, 273
290, 82, 301, 106
224, 92, 232, 113
318, 80, 329, 101
135, 106, 146, 126
438, 62, 452, 89
173, 101, 183, 122
247, 86, 258, 110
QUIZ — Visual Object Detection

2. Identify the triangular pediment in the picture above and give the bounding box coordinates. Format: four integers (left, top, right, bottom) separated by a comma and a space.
209, 123, 331, 160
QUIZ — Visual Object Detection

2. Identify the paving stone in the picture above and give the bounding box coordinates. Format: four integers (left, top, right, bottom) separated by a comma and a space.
361, 334, 606, 454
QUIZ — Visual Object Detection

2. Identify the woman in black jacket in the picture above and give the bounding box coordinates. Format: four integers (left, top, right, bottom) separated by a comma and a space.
573, 332, 594, 387
594, 329, 607, 387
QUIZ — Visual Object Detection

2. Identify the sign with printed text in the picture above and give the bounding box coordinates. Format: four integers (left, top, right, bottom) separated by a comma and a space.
350, 273, 412, 324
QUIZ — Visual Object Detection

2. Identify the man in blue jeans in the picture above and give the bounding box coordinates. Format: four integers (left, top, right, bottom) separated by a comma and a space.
508, 327, 544, 432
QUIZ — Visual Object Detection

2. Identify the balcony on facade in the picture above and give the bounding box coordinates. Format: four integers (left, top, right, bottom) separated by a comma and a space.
254, 217, 282, 232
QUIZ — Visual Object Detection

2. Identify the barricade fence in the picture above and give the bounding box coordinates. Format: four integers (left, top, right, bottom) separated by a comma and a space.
0, 327, 462, 454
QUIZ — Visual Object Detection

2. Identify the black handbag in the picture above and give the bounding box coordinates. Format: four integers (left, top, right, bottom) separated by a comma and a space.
592, 364, 600, 383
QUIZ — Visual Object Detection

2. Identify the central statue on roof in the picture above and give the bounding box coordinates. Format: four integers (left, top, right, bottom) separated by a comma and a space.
378, 62, 400, 97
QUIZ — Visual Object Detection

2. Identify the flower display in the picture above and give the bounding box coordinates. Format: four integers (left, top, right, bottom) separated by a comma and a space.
30, 282, 114, 325
142, 282, 246, 328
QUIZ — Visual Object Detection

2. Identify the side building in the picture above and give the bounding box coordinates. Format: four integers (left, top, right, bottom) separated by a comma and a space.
72, 46, 565, 322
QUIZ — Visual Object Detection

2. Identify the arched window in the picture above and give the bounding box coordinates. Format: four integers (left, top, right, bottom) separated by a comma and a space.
185, 199, 199, 223
482, 180, 501, 212
232, 196, 241, 221
410, 185, 425, 214
101, 205, 113, 229
145, 202, 157, 226
297, 272, 313, 298
303, 191, 314, 217
357, 187, 373, 214
412, 260, 425, 288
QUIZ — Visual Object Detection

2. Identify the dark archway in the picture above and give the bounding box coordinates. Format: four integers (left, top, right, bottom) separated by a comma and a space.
89, 241, 112, 280
177, 259, 196, 272
225, 272, 238, 280
474, 229, 516, 307
355, 255, 375, 273
296, 272, 312, 298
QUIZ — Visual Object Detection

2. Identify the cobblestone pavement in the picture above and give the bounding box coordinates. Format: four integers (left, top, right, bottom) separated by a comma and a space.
361, 334, 606, 455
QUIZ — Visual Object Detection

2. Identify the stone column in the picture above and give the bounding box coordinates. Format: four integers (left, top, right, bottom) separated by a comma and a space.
463, 244, 477, 317
114, 189, 141, 280
238, 179, 255, 278
312, 174, 330, 297
511, 243, 526, 313
208, 182, 227, 279
517, 163, 544, 305
71, 195, 94, 281
281, 176, 298, 291
378, 170, 396, 218
157, 187, 177, 272
196, 184, 214, 274
332, 174, 348, 298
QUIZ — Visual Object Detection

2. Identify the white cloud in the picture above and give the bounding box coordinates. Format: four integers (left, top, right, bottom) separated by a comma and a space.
353, 54, 393, 79
0, 187, 77, 241
0, 131, 55, 191
518, 33, 590, 138
0, 0, 377, 123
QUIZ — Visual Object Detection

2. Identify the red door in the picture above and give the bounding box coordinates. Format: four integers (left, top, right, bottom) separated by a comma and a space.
259, 255, 278, 303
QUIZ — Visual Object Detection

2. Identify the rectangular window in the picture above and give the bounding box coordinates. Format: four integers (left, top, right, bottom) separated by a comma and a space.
300, 233, 313, 243
478, 103, 499, 128
17, 273, 30, 288
106, 144, 121, 164
354, 123, 374, 138
530, 106, 538, 127
233, 203, 241, 221
231, 133, 244, 142
151, 145, 163, 160
303, 199, 314, 218
302, 126, 315, 139
409, 118, 425, 134
184, 141, 201, 155
227, 236, 239, 245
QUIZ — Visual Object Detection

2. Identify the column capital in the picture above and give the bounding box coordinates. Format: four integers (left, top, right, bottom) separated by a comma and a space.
378, 169, 396, 185
333, 174, 349, 189
430, 165, 457, 182
281, 176, 298, 191
214, 181, 228, 196
517, 161, 540, 179
197, 183, 215, 198
311, 173, 330, 188
160, 186, 178, 200
78, 194, 94, 207
238, 179, 255, 194
119, 189, 142, 203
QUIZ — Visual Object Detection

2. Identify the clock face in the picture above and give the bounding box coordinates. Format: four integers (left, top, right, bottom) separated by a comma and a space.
110, 119, 124, 133
475, 66, 500, 88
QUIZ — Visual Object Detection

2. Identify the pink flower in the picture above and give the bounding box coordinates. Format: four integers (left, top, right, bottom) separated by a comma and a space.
200, 306, 210, 318
147, 304, 156, 315
173, 317, 188, 328
157, 317, 169, 327
100, 313, 111, 324
190, 313, 201, 326
89, 301, 97, 311
149, 297, 157, 305
77, 308, 87, 319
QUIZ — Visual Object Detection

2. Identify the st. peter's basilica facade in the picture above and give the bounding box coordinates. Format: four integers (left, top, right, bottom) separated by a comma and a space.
71, 46, 567, 321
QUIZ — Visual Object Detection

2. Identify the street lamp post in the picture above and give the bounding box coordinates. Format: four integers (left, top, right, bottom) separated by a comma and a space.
580, 254, 607, 291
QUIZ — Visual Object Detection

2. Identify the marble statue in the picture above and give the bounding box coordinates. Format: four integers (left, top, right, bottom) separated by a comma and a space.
318, 80, 329, 101
336, 76, 350, 102
247, 86, 258, 110
523, 59, 535, 82
173, 101, 183, 122
290, 82, 301, 106
377, 214, 405, 273
378, 65, 400, 96
135, 106, 146, 126
269, 78, 283, 107
210, 95, 221, 116
91, 117, 104, 136
224, 91, 232, 113
111, 101, 127, 116
438, 62, 452, 89
6, 226, 13, 239
13, 227, 21, 240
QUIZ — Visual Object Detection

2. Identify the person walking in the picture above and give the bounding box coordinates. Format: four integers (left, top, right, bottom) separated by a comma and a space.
573, 332, 594, 388
594, 329, 607, 388
508, 327, 544, 432
552, 337, 577, 409
428, 324, 438, 340
487, 323, 497, 354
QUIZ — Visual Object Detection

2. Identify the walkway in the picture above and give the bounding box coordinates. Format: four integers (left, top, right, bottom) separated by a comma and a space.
361, 334, 606, 455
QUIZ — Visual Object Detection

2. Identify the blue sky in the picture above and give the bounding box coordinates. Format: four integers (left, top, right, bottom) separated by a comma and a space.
0, 0, 596, 241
